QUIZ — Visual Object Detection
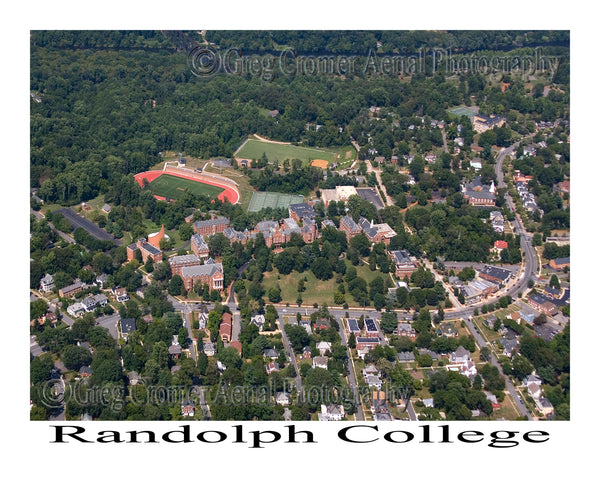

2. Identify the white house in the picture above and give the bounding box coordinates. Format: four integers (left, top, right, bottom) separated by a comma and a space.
67, 302, 86, 317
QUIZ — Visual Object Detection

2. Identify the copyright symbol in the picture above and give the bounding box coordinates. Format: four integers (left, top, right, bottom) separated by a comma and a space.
39, 379, 70, 409
188, 46, 221, 78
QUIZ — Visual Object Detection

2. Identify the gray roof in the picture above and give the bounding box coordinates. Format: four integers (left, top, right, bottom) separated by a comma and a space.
121, 318, 137, 335
191, 234, 208, 249
397, 352, 415, 362
340, 215, 361, 233
288, 203, 316, 219
180, 263, 223, 278
358, 217, 378, 239
389, 250, 415, 265
169, 254, 201, 265
347, 319, 360, 332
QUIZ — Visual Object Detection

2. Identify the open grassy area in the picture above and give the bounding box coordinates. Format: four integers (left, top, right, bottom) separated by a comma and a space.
262, 260, 392, 307
236, 139, 342, 166
147, 174, 224, 200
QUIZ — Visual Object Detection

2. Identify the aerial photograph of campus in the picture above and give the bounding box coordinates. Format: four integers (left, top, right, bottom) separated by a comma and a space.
29, 30, 571, 423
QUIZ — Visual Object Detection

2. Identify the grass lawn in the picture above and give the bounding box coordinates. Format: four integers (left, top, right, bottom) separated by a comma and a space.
147, 174, 224, 201
202, 162, 255, 212
262, 260, 392, 308
236, 139, 342, 166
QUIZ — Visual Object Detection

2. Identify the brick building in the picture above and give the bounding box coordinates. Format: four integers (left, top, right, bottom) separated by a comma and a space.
193, 216, 230, 236
180, 259, 224, 292
388, 250, 418, 278
190, 233, 210, 258
219, 312, 233, 342
126, 238, 163, 263
169, 254, 203, 277
339, 215, 362, 241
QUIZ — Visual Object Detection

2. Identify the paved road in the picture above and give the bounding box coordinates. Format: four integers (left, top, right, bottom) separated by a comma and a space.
55, 208, 120, 244
464, 316, 531, 419
95, 313, 120, 339
168, 295, 197, 361
278, 316, 304, 403
334, 316, 365, 420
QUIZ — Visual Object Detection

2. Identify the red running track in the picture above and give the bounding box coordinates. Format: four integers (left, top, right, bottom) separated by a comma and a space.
134, 170, 240, 204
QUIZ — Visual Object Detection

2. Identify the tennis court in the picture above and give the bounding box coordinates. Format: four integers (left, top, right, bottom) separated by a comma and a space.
448, 106, 478, 120
248, 191, 304, 212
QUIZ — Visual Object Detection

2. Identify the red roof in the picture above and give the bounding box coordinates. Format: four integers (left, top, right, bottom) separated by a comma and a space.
494, 240, 508, 250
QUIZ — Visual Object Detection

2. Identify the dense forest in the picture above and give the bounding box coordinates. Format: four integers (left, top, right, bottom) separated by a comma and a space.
31, 30, 569, 206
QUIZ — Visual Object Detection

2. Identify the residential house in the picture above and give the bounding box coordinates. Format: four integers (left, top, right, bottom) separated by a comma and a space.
314, 317, 331, 331
299, 320, 312, 335
39, 274, 54, 293
313, 356, 329, 369
371, 390, 388, 415
59, 279, 85, 298
438, 323, 458, 338
302, 346, 312, 359
365, 375, 383, 389
94, 273, 108, 289
81, 296, 98, 313
528, 382, 542, 400
397, 351, 415, 362
450, 346, 471, 363
168, 343, 182, 359
264, 348, 279, 360
275, 392, 291, 406
93, 293, 108, 307
318, 404, 345, 421
251, 314, 266, 331
485, 392, 501, 411
120, 318, 137, 339
316, 341, 332, 355
113, 287, 129, 303
79, 366, 92, 378
356, 337, 380, 355
535, 397, 554, 417
202, 342, 217, 356
181, 402, 195, 417
499, 338, 519, 358
266, 361, 279, 375
523, 374, 542, 388
219, 312, 232, 342
67, 302, 86, 317
395, 323, 416, 339
230, 341, 243, 356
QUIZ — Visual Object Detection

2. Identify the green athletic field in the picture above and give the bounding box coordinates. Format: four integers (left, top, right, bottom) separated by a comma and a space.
448, 106, 477, 120
248, 191, 304, 212
147, 174, 224, 200
236, 139, 339, 166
